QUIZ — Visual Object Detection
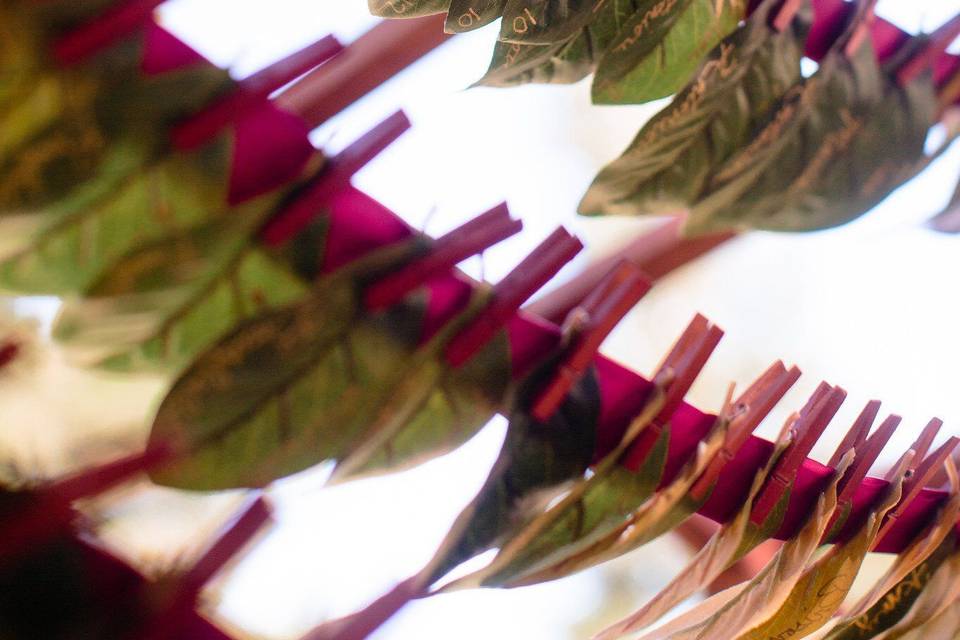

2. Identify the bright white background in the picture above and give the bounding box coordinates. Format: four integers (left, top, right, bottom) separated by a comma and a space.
4, 2, 960, 638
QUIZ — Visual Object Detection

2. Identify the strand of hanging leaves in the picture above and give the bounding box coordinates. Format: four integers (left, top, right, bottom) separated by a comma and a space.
3, 1, 960, 639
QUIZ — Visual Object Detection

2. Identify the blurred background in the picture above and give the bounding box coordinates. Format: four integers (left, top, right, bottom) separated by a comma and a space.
4, 1, 960, 637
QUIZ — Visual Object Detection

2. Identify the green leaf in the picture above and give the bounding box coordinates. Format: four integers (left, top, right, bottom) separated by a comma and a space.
477, 0, 636, 88
147, 241, 512, 490
52, 211, 309, 372
502, 410, 730, 587
478, 39, 587, 87
0, 15, 238, 309
0, 5, 45, 117
0, 69, 108, 209
0, 2, 117, 111
381, 0, 742, 100
418, 362, 601, 585
689, 38, 936, 233
444, 0, 507, 33
591, 0, 747, 104
439, 385, 675, 592
0, 137, 250, 295
498, 0, 598, 45
0, 28, 233, 215
580, 0, 809, 215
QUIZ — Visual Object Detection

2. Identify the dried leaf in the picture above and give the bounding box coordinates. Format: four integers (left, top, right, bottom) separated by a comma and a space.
729, 455, 914, 640
897, 591, 960, 640
594, 420, 794, 640
873, 549, 960, 639
819, 460, 960, 640
631, 450, 853, 640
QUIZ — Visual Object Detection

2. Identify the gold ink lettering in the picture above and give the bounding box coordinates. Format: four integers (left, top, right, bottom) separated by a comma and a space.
787, 108, 862, 195
458, 7, 481, 27
511, 7, 539, 35
639, 42, 736, 146
613, 0, 680, 53
713, 82, 810, 183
